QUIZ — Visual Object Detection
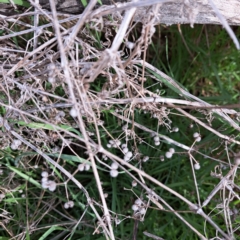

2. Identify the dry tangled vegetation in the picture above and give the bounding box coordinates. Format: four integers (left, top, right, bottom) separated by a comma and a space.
0, 1, 240, 240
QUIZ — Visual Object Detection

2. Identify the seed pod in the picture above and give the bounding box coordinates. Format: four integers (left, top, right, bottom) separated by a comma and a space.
110, 169, 119, 178
111, 162, 119, 170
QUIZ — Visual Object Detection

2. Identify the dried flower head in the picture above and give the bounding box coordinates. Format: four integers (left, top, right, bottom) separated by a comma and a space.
70, 107, 78, 118
165, 152, 173, 159
111, 162, 119, 170
110, 169, 119, 178
194, 163, 200, 170
41, 171, 49, 178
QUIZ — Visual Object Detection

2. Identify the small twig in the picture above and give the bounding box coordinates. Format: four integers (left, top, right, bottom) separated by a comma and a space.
25, 97, 240, 115
100, 147, 232, 239
112, 111, 192, 151
202, 165, 239, 208
91, 0, 172, 19
5, 128, 110, 236
110, 0, 138, 52
143, 231, 165, 240
65, 0, 98, 48
134, 60, 240, 131
175, 106, 240, 145
33, 0, 40, 56
0, 13, 80, 40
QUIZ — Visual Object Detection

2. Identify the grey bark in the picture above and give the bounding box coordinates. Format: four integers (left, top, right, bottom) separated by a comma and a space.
1, 0, 240, 26
38, 0, 240, 26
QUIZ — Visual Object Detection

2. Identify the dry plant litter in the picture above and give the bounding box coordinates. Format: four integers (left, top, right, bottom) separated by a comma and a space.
0, 0, 240, 239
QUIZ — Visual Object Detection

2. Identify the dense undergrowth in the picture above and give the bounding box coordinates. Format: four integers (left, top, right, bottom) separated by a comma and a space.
0, 1, 240, 240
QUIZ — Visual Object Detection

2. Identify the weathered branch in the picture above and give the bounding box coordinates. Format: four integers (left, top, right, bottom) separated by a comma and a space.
1, 1, 240, 26
38, 0, 240, 26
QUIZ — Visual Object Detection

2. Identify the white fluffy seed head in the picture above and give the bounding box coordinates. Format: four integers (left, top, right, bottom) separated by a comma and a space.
139, 208, 146, 215
80, 109, 85, 115
41, 171, 48, 178
48, 181, 57, 192
111, 162, 119, 170
122, 125, 128, 131
169, 148, 175, 154
154, 141, 160, 146
165, 152, 173, 159
41, 181, 49, 189
48, 77, 55, 84
132, 204, 139, 211
104, 193, 108, 198
173, 127, 179, 132
125, 41, 135, 50
0, 193, 5, 199
143, 156, 149, 162
106, 144, 112, 148
10, 144, 18, 150
153, 136, 160, 142
41, 177, 48, 183
160, 155, 164, 161
13, 139, 21, 146
135, 198, 143, 206
195, 137, 201, 142
110, 169, 119, 178
103, 155, 108, 161
125, 151, 133, 158
193, 132, 200, 138
84, 164, 91, 171
122, 143, 127, 148
78, 164, 85, 171
150, 26, 156, 34
234, 158, 240, 165
122, 147, 129, 154
64, 202, 69, 209
115, 140, 121, 146
194, 163, 201, 170
124, 156, 130, 161
70, 108, 78, 118
132, 180, 137, 187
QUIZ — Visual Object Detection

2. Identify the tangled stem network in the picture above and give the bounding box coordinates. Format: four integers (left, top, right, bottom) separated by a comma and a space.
0, 0, 240, 239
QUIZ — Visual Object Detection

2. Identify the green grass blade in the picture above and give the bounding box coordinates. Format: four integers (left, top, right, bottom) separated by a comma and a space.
0, 0, 30, 7
15, 121, 82, 137
39, 226, 65, 240
7, 165, 41, 188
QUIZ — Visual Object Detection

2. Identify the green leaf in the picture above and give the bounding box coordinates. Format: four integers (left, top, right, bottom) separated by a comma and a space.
0, 0, 30, 7
39, 226, 65, 240
80, 0, 87, 7
15, 121, 82, 137
7, 165, 41, 188
49, 153, 107, 171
